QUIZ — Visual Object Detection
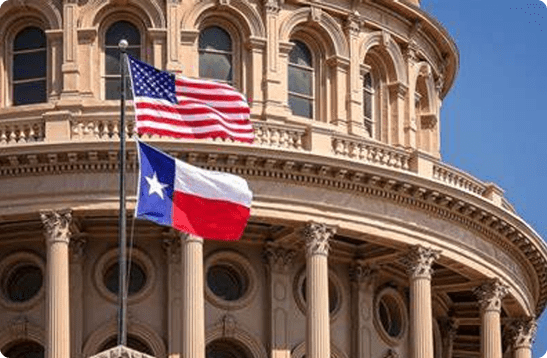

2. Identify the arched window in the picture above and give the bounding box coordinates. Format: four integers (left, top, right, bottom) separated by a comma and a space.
206, 339, 250, 358
4, 340, 44, 358
288, 40, 313, 119
12, 27, 47, 106
199, 26, 233, 84
104, 21, 141, 100
363, 72, 374, 137
99, 334, 153, 355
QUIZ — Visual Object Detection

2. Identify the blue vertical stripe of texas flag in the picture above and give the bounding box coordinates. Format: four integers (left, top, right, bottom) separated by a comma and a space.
135, 141, 175, 226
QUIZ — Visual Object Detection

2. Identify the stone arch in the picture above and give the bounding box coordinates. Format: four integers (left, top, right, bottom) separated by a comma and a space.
360, 31, 407, 84
291, 341, 348, 358
0, 320, 46, 351
182, 0, 265, 38
206, 316, 268, 358
279, 7, 349, 58
0, 0, 61, 30
80, 0, 164, 29
82, 319, 166, 357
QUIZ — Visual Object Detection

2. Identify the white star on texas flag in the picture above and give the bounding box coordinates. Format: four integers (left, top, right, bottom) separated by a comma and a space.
145, 172, 168, 200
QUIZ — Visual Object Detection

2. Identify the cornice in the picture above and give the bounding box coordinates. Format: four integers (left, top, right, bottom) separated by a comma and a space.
0, 143, 545, 314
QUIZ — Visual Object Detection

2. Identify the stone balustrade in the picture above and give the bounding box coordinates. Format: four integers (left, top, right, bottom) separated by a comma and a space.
331, 135, 411, 171
253, 121, 306, 151
0, 119, 45, 145
432, 162, 487, 196
71, 118, 135, 141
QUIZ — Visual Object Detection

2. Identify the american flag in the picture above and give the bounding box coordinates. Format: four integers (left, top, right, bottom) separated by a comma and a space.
127, 56, 254, 143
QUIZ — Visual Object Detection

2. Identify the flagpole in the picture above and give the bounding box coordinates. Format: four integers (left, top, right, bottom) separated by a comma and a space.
118, 38, 128, 347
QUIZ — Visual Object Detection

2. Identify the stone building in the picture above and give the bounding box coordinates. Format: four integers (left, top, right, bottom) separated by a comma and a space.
0, 0, 545, 358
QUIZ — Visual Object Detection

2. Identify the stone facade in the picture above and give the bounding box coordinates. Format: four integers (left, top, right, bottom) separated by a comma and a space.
0, 0, 545, 358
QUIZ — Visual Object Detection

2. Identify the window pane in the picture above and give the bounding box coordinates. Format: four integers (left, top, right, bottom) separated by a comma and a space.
289, 94, 312, 118
288, 66, 312, 96
105, 77, 133, 100
13, 50, 47, 81
363, 92, 372, 119
289, 40, 312, 66
199, 27, 232, 52
14, 27, 46, 51
105, 21, 140, 46
199, 52, 233, 82
5, 341, 44, 358
13, 80, 46, 105
364, 73, 372, 88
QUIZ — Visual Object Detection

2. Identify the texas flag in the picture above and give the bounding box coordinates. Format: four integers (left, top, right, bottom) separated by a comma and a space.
135, 140, 252, 240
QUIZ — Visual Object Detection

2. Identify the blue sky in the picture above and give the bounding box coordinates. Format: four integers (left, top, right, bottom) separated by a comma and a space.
420, 0, 547, 355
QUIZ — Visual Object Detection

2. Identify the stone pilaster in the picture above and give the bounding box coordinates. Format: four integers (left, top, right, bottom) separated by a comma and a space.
507, 317, 537, 358
181, 233, 205, 358
62, 0, 79, 97
263, 243, 295, 358
474, 279, 509, 358
41, 209, 72, 358
350, 264, 377, 358
439, 317, 458, 358
304, 223, 336, 358
69, 235, 86, 358
403, 245, 440, 358
163, 232, 182, 358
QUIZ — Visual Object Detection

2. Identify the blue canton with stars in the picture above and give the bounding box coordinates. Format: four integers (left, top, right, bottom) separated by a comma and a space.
127, 55, 178, 104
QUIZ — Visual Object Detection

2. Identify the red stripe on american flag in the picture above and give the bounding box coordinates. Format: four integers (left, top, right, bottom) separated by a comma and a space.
135, 115, 254, 133
136, 127, 254, 143
135, 102, 251, 123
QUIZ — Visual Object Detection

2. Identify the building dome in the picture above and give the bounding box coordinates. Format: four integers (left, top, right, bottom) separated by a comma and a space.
0, 1, 544, 358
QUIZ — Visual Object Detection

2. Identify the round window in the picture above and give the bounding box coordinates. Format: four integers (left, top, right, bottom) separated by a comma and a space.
104, 262, 147, 295
3, 263, 43, 303
207, 264, 247, 301
100, 334, 153, 355
5, 341, 44, 358
374, 288, 407, 344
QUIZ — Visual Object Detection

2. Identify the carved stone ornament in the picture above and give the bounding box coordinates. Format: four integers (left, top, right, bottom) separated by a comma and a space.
69, 236, 87, 261
304, 223, 336, 257
345, 16, 360, 36
383, 349, 400, 358
439, 316, 459, 341
474, 279, 509, 312
162, 232, 182, 264
263, 243, 295, 272
309, 6, 322, 23
222, 314, 237, 337
402, 245, 440, 279
507, 317, 537, 349
349, 263, 377, 287
9, 316, 29, 338
264, 0, 280, 14
41, 209, 72, 244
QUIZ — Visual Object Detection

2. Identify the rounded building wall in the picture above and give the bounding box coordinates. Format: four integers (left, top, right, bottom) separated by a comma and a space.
0, 0, 545, 358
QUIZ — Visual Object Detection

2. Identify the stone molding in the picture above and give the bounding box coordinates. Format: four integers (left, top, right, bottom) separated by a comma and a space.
474, 279, 509, 313
304, 223, 336, 257
41, 209, 72, 245
69, 236, 87, 262
507, 317, 537, 349
402, 245, 440, 280
349, 263, 377, 288
87, 345, 156, 358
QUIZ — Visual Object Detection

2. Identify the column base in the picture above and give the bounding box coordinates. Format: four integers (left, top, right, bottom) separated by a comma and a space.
87, 345, 156, 358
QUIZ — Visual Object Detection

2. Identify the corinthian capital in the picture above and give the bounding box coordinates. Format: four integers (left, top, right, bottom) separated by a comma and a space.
41, 209, 72, 244
402, 245, 440, 279
474, 279, 508, 312
263, 243, 295, 273
304, 222, 336, 257
507, 317, 537, 349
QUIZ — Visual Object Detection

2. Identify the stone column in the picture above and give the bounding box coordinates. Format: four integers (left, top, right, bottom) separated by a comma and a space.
69, 236, 86, 358
474, 279, 508, 358
508, 317, 536, 358
263, 243, 295, 358
163, 233, 183, 358
41, 209, 72, 358
403, 245, 440, 358
181, 233, 205, 358
304, 223, 336, 358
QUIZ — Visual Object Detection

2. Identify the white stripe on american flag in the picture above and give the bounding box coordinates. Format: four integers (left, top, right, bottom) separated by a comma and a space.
136, 120, 255, 139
